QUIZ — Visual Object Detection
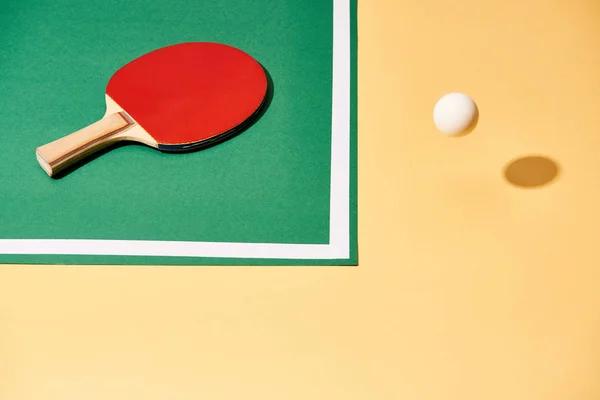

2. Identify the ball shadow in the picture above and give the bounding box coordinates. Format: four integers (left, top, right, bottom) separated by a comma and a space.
45, 65, 275, 179
503, 155, 560, 189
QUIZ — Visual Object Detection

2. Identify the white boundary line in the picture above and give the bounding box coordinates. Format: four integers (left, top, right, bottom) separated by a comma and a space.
0, 0, 351, 260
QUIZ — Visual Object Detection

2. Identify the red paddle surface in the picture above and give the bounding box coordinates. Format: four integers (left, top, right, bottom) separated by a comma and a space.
106, 42, 267, 146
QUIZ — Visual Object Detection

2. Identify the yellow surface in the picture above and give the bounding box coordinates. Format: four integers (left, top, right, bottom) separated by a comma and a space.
3, 0, 600, 398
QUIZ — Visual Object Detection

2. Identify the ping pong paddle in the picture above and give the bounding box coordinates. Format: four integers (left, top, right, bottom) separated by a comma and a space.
36, 42, 268, 177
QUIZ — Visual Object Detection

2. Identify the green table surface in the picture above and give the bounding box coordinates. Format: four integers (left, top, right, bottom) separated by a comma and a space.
0, 0, 357, 265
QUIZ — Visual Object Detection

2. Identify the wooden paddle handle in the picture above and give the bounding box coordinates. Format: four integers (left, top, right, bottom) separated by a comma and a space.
36, 112, 135, 177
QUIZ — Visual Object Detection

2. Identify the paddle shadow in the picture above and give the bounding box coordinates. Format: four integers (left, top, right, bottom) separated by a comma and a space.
45, 65, 275, 179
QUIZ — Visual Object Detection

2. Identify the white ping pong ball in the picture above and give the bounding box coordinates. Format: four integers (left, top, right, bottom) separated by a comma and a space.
433, 92, 478, 136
